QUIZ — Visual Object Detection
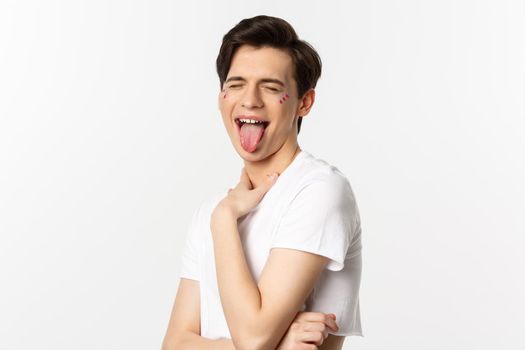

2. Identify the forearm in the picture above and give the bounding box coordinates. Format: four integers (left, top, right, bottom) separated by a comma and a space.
210, 208, 265, 348
165, 330, 237, 350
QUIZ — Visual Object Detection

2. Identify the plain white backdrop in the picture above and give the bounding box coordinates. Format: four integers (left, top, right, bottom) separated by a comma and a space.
1, 0, 524, 349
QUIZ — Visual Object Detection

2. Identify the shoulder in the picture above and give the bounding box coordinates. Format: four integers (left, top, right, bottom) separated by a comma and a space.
281, 152, 361, 234
290, 152, 357, 207
184, 191, 225, 231
192, 190, 228, 223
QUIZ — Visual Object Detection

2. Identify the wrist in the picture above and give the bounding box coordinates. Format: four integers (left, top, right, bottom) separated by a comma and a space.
211, 203, 238, 229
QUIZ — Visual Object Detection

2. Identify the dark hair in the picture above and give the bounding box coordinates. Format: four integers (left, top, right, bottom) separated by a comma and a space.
216, 15, 322, 135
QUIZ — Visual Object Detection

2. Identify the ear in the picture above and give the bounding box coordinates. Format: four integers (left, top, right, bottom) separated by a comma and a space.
218, 83, 226, 109
296, 88, 316, 119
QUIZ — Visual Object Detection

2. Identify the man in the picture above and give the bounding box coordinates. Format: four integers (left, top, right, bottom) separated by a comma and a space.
162, 15, 363, 350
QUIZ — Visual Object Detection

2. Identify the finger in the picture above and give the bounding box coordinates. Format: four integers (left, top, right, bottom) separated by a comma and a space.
324, 315, 339, 332
300, 322, 329, 339
298, 330, 325, 346
257, 172, 279, 194
325, 317, 339, 332
259, 173, 278, 196
267, 172, 279, 181
300, 313, 338, 332
246, 175, 275, 205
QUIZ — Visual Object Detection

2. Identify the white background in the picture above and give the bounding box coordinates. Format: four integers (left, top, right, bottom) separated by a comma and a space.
1, 1, 524, 349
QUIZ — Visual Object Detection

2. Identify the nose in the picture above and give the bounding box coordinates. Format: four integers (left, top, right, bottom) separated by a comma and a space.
241, 85, 263, 109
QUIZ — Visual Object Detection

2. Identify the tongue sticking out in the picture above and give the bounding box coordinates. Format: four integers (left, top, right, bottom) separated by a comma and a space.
240, 123, 266, 153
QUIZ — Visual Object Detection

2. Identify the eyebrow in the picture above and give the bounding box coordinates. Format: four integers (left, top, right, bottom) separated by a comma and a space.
225, 76, 286, 87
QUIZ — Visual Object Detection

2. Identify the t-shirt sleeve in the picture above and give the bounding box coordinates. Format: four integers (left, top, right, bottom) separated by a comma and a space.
179, 204, 202, 281
271, 177, 359, 272
304, 253, 363, 336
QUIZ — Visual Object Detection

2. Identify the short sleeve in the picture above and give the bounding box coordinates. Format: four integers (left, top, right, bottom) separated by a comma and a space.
304, 253, 363, 336
271, 177, 359, 272
179, 205, 202, 281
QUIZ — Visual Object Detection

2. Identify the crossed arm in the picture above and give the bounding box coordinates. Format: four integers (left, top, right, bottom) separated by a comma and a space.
210, 207, 337, 350
162, 208, 345, 350
162, 278, 236, 349
161, 278, 345, 350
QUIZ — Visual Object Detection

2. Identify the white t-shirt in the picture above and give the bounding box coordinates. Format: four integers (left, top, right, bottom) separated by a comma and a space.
179, 149, 363, 338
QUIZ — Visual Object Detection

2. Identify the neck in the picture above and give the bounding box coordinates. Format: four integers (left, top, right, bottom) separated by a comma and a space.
243, 142, 301, 189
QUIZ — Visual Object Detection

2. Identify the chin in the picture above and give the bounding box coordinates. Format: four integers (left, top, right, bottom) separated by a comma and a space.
235, 145, 266, 160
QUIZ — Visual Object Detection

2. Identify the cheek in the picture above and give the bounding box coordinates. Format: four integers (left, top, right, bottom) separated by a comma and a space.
218, 88, 228, 102
219, 92, 235, 113
220, 89, 244, 107
278, 93, 290, 105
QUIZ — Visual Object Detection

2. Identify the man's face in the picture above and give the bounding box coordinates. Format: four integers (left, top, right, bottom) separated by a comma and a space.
218, 45, 302, 161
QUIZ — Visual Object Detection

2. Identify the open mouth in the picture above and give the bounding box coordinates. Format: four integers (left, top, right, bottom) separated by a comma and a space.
234, 118, 270, 153
234, 118, 270, 131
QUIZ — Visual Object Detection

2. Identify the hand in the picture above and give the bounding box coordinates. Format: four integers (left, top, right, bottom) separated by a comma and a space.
276, 312, 339, 350
216, 167, 279, 219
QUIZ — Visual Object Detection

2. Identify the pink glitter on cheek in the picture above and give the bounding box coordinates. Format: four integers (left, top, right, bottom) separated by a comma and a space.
279, 93, 289, 104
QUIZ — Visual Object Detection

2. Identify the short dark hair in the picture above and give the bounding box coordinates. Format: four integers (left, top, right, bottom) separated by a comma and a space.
216, 15, 322, 135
